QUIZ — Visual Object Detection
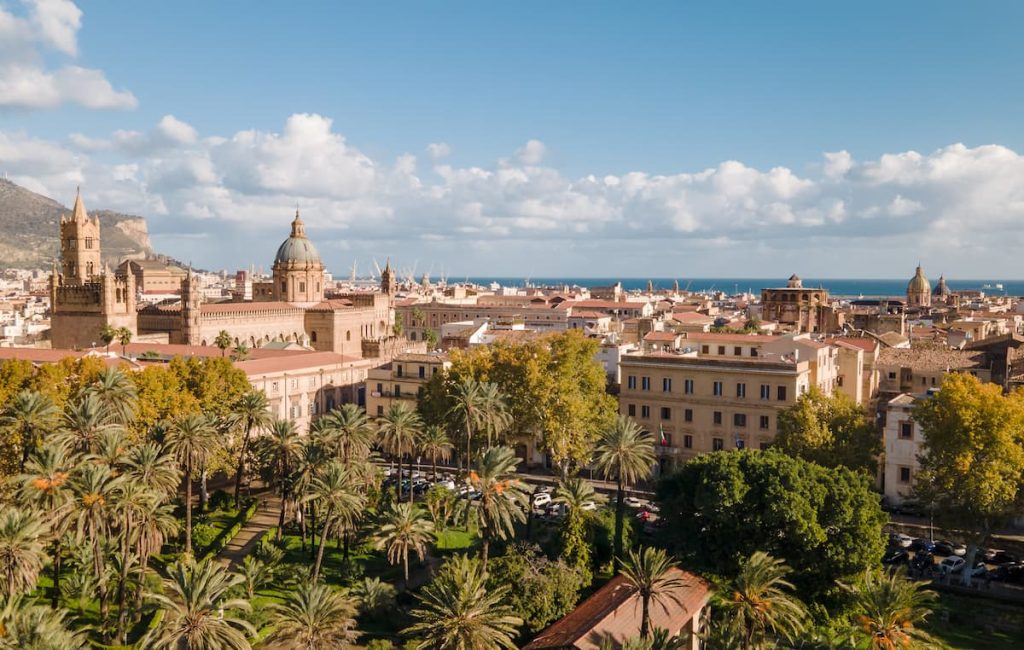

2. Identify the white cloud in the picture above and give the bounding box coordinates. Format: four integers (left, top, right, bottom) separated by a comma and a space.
426, 142, 451, 159
5, 112, 1024, 275
0, 1, 136, 110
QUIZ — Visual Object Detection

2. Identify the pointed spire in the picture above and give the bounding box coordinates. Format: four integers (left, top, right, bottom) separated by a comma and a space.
71, 187, 88, 223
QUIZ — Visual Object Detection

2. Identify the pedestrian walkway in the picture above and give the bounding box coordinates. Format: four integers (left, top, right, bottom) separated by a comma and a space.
217, 492, 282, 568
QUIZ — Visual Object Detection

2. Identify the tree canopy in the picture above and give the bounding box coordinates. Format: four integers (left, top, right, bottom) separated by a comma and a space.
774, 387, 881, 475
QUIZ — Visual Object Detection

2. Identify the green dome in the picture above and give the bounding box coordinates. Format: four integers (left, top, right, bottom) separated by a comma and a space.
274, 211, 321, 266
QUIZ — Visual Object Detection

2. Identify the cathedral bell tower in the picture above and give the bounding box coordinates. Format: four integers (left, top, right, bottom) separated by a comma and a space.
181, 268, 203, 345
380, 258, 396, 296
59, 188, 101, 285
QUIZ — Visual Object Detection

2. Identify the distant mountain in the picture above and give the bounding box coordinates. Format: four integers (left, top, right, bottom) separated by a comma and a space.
0, 179, 154, 269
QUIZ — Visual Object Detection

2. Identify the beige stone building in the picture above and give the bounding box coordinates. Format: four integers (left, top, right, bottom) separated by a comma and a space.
365, 352, 450, 417
876, 346, 990, 399
760, 274, 836, 333
117, 259, 187, 297
882, 392, 926, 506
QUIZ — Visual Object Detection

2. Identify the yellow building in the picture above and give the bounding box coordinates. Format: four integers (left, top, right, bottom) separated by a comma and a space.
365, 352, 450, 417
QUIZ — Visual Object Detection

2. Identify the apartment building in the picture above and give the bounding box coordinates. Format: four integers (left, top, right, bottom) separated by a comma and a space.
365, 352, 450, 417
618, 350, 813, 475
881, 392, 927, 506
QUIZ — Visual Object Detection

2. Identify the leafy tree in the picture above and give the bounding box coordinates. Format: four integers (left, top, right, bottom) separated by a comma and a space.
594, 415, 654, 561
99, 324, 116, 354
424, 328, 439, 351
238, 556, 272, 599
374, 502, 434, 589
352, 576, 397, 621
775, 387, 880, 475
487, 543, 584, 633
230, 390, 272, 507
116, 327, 132, 356
619, 547, 686, 640
1, 390, 57, 472
17, 444, 74, 607
214, 330, 234, 357
378, 402, 423, 502
913, 372, 1024, 585
446, 378, 487, 468
68, 461, 122, 619
145, 558, 254, 650
165, 414, 220, 557
554, 476, 604, 582
265, 581, 360, 649
840, 567, 937, 650
302, 461, 365, 582
469, 446, 528, 568
404, 554, 522, 649
259, 418, 302, 542
0, 507, 49, 598
130, 366, 200, 437
322, 403, 376, 463
424, 485, 460, 545
0, 595, 87, 649
56, 393, 121, 455
419, 425, 453, 480
657, 450, 886, 599
712, 551, 807, 650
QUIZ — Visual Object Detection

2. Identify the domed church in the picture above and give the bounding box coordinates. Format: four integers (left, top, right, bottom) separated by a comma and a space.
906, 265, 931, 309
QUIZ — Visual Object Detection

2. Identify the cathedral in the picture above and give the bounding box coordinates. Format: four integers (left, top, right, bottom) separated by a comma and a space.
50, 192, 397, 358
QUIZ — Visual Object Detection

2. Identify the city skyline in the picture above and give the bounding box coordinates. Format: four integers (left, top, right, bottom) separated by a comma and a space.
2, 1, 1024, 276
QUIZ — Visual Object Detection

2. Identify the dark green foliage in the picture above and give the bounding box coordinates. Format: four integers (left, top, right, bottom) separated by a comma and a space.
487, 543, 585, 634
656, 450, 886, 599
591, 507, 634, 571
774, 387, 881, 475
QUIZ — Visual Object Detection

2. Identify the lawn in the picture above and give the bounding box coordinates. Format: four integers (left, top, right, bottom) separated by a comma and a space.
925, 592, 1024, 649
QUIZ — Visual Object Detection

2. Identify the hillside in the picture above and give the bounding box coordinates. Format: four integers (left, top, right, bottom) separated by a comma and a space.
0, 179, 154, 269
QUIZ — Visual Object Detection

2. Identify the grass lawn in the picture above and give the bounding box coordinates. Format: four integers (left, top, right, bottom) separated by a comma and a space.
925, 592, 1024, 649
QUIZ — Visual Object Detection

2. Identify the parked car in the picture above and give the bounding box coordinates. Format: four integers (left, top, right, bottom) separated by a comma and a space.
889, 533, 914, 548
882, 548, 910, 565
938, 556, 965, 575
909, 538, 936, 554
434, 479, 456, 491
624, 496, 645, 509
968, 562, 988, 577
532, 492, 552, 508
988, 563, 1024, 583
983, 549, 1017, 565
933, 540, 966, 557
580, 501, 599, 512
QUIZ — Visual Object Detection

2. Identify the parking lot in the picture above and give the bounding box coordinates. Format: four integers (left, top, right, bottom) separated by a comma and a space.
885, 532, 1024, 589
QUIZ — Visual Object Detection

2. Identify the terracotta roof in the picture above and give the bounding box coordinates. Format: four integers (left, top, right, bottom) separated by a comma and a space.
86, 342, 305, 360
828, 337, 879, 353
569, 311, 609, 319
523, 568, 710, 650
643, 331, 678, 342
306, 299, 356, 311
682, 332, 781, 344
235, 351, 361, 375
877, 347, 988, 372
203, 301, 305, 314
571, 300, 648, 310
672, 312, 714, 323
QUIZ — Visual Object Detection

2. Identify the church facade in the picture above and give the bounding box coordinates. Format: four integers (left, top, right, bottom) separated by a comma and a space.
51, 193, 398, 359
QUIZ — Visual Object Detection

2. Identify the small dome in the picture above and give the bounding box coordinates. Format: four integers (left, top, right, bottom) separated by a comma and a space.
273, 210, 322, 266
787, 274, 803, 288
933, 275, 951, 296
907, 266, 931, 294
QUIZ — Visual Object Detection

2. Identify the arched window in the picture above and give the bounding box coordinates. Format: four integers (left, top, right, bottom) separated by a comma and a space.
346, 330, 351, 342
310, 331, 318, 343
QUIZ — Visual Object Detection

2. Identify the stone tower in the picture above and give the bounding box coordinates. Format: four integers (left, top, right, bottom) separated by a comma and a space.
272, 210, 325, 306
906, 265, 932, 309
50, 190, 137, 349
380, 258, 396, 296
59, 189, 102, 284
180, 268, 203, 345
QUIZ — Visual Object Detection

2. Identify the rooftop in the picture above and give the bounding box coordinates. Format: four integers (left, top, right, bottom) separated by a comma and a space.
877, 346, 988, 371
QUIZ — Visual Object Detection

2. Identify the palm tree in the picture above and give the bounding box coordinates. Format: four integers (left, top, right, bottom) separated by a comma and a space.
116, 326, 133, 356
715, 551, 807, 650
1, 390, 57, 472
238, 556, 272, 599
377, 402, 423, 502
214, 330, 234, 357
91, 428, 131, 468
100, 324, 116, 353
17, 444, 74, 607
68, 461, 122, 608
261, 418, 302, 542
447, 378, 486, 468
87, 367, 138, 425
593, 415, 654, 560
419, 425, 453, 480
112, 481, 159, 643
478, 381, 512, 448
619, 547, 686, 640
131, 500, 179, 619
0, 507, 50, 598
265, 581, 360, 649
469, 446, 528, 569
373, 502, 434, 590
352, 576, 396, 619
230, 390, 272, 507
57, 393, 121, 455
404, 554, 521, 649
0, 594, 87, 649
165, 414, 220, 557
323, 403, 375, 463
554, 476, 605, 578
842, 567, 937, 649
302, 461, 365, 582
124, 442, 182, 499
145, 558, 255, 650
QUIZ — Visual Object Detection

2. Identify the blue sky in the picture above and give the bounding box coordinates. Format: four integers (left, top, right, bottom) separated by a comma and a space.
3, 1, 1024, 277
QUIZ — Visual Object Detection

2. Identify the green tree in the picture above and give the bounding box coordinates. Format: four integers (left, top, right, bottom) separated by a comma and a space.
214, 330, 234, 357
378, 402, 423, 503
487, 543, 584, 633
446, 378, 486, 468
424, 485, 460, 545
841, 567, 937, 650
352, 576, 396, 621
322, 403, 376, 463
404, 554, 521, 650
373, 502, 434, 590
0, 507, 50, 598
230, 390, 272, 508
656, 450, 887, 599
619, 547, 686, 640
17, 444, 75, 607
68, 462, 122, 623
145, 558, 254, 650
165, 414, 220, 557
554, 476, 605, 582
419, 425, 453, 480
0, 595, 87, 649
775, 387, 880, 475
594, 415, 654, 561
469, 446, 528, 569
912, 372, 1024, 585
1, 390, 57, 472
56, 393, 121, 455
302, 461, 365, 582
260, 418, 302, 542
712, 551, 807, 650
111, 481, 159, 643
99, 324, 116, 354
265, 581, 360, 649
124, 442, 181, 500
116, 327, 132, 356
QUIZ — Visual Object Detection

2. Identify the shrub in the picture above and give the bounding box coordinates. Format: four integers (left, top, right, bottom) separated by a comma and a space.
191, 522, 218, 551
